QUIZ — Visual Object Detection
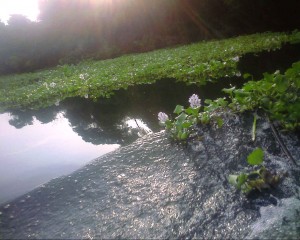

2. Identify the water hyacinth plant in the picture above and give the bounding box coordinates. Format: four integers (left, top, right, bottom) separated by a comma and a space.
223, 61, 300, 130
158, 94, 226, 141
158, 94, 201, 141
228, 148, 284, 195
0, 31, 298, 111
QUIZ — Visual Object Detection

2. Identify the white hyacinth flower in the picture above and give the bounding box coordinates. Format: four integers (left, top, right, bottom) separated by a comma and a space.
79, 74, 85, 80
189, 94, 201, 108
232, 56, 239, 62
158, 112, 169, 123
79, 73, 89, 80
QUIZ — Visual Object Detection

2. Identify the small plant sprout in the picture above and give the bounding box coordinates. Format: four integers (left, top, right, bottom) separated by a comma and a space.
252, 113, 258, 142
228, 148, 284, 195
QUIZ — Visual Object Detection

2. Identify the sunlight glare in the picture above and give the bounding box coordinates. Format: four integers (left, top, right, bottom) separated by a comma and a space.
0, 0, 39, 23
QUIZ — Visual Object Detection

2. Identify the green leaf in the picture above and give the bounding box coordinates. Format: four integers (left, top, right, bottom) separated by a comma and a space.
243, 73, 252, 80
174, 105, 184, 114
241, 183, 253, 194
222, 86, 235, 94
228, 173, 248, 189
176, 112, 187, 124
228, 175, 239, 187
180, 131, 189, 140
216, 117, 224, 128
290, 31, 300, 44
200, 112, 210, 124
236, 173, 248, 189
181, 121, 192, 128
247, 148, 264, 165
185, 107, 199, 116
164, 119, 173, 129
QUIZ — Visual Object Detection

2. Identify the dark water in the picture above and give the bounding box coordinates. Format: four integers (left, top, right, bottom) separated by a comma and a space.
0, 78, 241, 204
1, 111, 299, 239
0, 43, 299, 205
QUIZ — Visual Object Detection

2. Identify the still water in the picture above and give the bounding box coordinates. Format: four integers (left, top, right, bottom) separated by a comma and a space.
1, 79, 221, 204
1, 43, 299, 204
0, 112, 119, 204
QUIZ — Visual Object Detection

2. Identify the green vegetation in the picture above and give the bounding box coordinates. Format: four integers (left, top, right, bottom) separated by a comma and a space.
158, 48, 300, 143
159, 97, 286, 194
228, 148, 283, 195
159, 60, 300, 143
0, 31, 298, 111
158, 61, 299, 196
158, 94, 201, 141
158, 95, 226, 141
224, 61, 300, 130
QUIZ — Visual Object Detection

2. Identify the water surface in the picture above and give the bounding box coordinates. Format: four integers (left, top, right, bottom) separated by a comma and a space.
1, 43, 299, 204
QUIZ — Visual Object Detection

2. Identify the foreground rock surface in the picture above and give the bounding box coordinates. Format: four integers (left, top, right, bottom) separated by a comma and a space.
0, 111, 299, 239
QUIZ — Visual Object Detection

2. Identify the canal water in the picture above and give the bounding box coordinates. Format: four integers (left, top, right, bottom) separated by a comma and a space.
0, 43, 299, 205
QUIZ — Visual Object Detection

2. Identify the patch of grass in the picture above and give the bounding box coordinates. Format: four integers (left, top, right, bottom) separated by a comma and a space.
0, 31, 298, 111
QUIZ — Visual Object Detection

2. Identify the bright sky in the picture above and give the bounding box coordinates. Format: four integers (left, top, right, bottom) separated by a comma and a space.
0, 0, 39, 23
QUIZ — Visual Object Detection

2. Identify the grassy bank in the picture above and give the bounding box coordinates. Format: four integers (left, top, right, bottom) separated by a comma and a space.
0, 31, 299, 111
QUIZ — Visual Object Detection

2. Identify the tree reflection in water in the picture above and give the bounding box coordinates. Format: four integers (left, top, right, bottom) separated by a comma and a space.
6, 78, 243, 145
6, 42, 300, 145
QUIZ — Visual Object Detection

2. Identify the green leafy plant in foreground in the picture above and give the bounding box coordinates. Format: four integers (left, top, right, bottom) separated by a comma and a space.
159, 60, 300, 142
158, 94, 227, 141
228, 148, 283, 195
158, 94, 201, 141
224, 61, 300, 130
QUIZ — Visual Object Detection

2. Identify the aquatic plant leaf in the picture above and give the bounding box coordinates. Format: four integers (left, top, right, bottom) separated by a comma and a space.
247, 148, 264, 165
228, 173, 247, 189
176, 112, 188, 124
216, 117, 224, 128
200, 112, 210, 124
236, 173, 248, 189
174, 105, 184, 114
248, 179, 269, 192
290, 31, 300, 44
164, 120, 173, 130
180, 131, 189, 140
241, 183, 253, 194
185, 107, 199, 116
228, 175, 239, 187
181, 121, 193, 129
222, 86, 235, 95
243, 73, 252, 80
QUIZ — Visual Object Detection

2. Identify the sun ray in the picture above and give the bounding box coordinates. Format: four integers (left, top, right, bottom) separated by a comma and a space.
180, 1, 219, 39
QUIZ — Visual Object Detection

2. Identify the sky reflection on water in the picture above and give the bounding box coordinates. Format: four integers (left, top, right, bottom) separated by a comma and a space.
0, 112, 120, 204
